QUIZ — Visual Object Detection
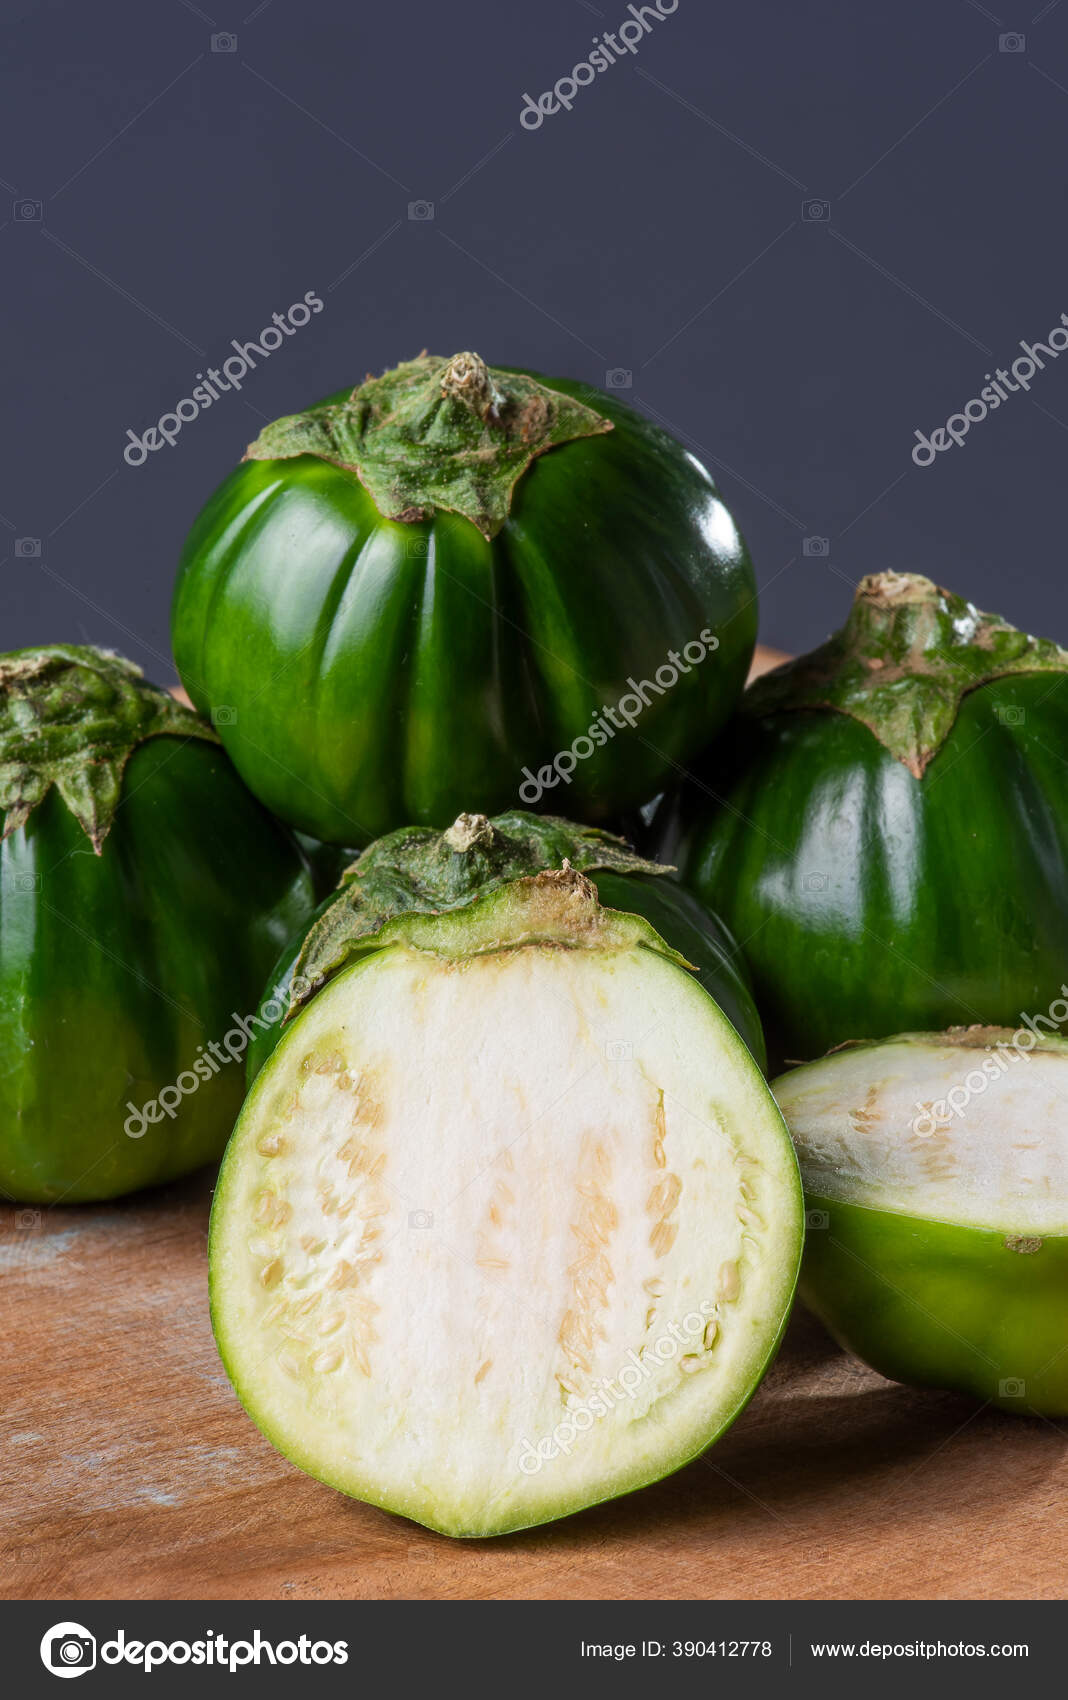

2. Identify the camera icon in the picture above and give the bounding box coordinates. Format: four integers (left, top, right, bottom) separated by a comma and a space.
605, 368, 633, 390
806, 1208, 830, 1230
12, 871, 42, 893
17, 1208, 41, 1230
802, 536, 830, 558
211, 32, 237, 52
40, 1622, 96, 1677
998, 1377, 1026, 1398
408, 200, 435, 221
406, 536, 431, 558
605, 1039, 633, 1060
995, 705, 1025, 726
15, 537, 41, 558
409, 1209, 434, 1229
801, 872, 828, 893
802, 198, 831, 222
211, 705, 237, 726
999, 32, 1025, 53
13, 198, 43, 222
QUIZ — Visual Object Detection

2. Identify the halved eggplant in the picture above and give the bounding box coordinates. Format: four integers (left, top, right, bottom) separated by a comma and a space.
211, 868, 802, 1536
774, 1028, 1068, 1414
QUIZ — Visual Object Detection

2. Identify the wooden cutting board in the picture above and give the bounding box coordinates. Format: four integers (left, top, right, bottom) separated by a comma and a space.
2, 648, 1064, 1602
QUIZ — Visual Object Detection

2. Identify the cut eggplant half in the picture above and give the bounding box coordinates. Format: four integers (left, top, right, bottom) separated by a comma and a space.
774, 1028, 1068, 1414
211, 869, 802, 1536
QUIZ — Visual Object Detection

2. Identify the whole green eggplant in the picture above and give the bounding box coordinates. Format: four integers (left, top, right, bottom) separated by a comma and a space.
658, 573, 1068, 1066
0, 646, 315, 1202
172, 352, 757, 844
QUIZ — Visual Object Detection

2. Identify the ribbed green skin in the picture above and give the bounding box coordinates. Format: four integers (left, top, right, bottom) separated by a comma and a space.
802, 1196, 1068, 1415
661, 674, 1068, 1067
0, 740, 314, 1203
246, 868, 766, 1085
172, 373, 757, 845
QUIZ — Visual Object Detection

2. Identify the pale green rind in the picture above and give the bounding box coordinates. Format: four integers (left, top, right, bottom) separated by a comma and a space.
355, 869, 695, 967
289, 810, 674, 1017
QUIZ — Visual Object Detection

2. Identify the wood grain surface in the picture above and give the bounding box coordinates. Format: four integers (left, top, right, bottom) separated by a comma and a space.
3, 1170, 1064, 1602
3, 647, 1064, 1602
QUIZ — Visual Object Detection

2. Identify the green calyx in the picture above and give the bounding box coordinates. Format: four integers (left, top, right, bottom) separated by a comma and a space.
290, 809, 673, 1015
243, 351, 613, 539
0, 645, 218, 853
335, 864, 693, 971
747, 571, 1068, 776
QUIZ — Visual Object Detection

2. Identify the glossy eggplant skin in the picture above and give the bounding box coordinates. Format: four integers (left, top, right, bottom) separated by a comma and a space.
801, 1196, 1068, 1415
172, 374, 757, 845
245, 869, 767, 1086
0, 740, 315, 1204
292, 832, 360, 901
660, 673, 1068, 1068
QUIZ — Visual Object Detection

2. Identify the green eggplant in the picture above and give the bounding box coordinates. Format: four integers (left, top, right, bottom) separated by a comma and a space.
292, 832, 360, 901
172, 351, 757, 845
0, 646, 315, 1203
211, 862, 802, 1536
774, 1029, 1068, 1414
245, 810, 766, 1084
658, 572, 1068, 1067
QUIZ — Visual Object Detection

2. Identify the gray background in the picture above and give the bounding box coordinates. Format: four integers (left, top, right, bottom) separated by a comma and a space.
4, 0, 1068, 676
